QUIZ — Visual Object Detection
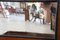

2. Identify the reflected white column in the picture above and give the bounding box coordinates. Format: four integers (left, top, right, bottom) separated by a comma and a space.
1, 2, 5, 9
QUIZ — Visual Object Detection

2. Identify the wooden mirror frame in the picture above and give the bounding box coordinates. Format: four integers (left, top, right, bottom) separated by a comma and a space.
0, 0, 59, 40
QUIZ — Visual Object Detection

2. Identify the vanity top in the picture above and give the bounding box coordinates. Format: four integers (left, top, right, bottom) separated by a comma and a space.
0, 31, 54, 40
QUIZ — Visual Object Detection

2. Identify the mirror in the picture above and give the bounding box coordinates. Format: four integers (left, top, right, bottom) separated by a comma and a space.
0, 1, 58, 40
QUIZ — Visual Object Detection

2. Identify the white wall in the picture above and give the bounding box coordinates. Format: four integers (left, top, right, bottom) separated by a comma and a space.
26, 2, 41, 11
10, 2, 20, 9
1, 2, 20, 9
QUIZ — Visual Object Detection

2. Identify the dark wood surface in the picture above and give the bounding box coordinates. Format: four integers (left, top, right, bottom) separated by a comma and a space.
2, 0, 56, 1
57, 3, 60, 40
0, 37, 54, 40
0, 31, 54, 40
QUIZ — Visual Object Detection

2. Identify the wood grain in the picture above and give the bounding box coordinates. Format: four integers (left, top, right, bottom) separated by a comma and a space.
57, 3, 60, 40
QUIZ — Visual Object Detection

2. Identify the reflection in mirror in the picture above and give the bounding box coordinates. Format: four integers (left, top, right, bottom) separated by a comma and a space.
0, 2, 58, 40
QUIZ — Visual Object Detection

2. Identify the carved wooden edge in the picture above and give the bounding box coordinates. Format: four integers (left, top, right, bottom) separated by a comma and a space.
0, 0, 56, 2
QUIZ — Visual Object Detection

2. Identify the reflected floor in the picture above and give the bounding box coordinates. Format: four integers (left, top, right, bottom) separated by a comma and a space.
0, 14, 55, 35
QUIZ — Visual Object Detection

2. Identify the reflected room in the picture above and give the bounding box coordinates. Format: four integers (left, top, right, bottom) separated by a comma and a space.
0, 2, 57, 40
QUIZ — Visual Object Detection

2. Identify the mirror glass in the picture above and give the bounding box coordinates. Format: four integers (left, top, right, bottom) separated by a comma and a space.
0, 2, 58, 39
